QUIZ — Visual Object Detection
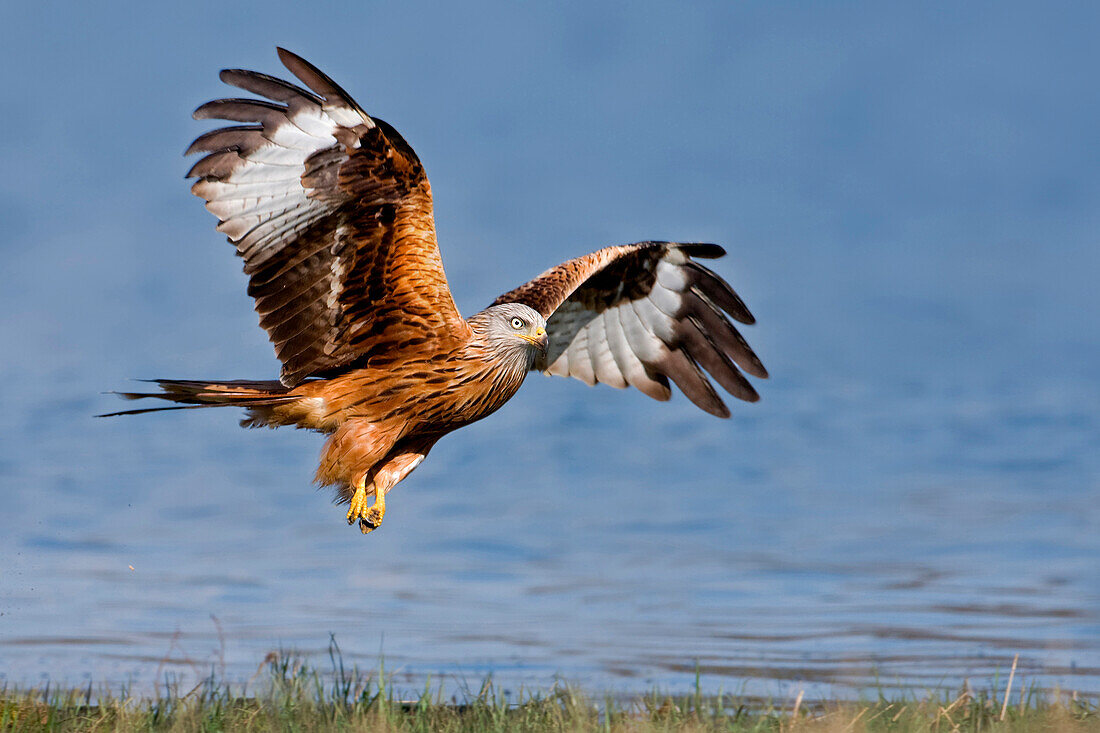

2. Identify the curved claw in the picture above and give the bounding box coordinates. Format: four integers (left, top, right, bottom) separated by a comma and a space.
358, 512, 380, 534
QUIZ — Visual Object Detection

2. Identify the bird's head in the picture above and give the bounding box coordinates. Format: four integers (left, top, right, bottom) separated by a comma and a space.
472, 303, 548, 365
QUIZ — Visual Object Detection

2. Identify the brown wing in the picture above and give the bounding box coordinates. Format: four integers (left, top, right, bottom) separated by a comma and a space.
186, 48, 470, 386
491, 242, 767, 417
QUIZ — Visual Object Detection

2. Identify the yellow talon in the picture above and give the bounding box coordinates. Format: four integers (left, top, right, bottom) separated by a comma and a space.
360, 490, 385, 534
346, 477, 386, 534
346, 478, 369, 524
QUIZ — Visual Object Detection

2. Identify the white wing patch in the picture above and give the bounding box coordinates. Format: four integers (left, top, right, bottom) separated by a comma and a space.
538, 244, 763, 415
188, 92, 373, 269
542, 256, 687, 395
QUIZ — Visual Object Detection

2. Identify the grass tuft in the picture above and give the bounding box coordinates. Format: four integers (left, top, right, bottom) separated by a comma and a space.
2, 644, 1097, 732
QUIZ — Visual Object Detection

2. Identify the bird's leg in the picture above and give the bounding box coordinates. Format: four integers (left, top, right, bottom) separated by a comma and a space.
346, 476, 368, 525
345, 476, 384, 534
343, 449, 430, 535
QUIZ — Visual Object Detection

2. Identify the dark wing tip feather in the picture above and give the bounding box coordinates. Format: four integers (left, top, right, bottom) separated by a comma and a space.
184, 124, 262, 156
193, 98, 285, 122
677, 242, 726, 259
687, 262, 757, 325
662, 350, 731, 418
276, 47, 362, 111
218, 68, 324, 104
185, 150, 241, 179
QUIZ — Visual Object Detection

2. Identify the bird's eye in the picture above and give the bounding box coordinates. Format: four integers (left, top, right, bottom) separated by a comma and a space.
510, 317, 524, 329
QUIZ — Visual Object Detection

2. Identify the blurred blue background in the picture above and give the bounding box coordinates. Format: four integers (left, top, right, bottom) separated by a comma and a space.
1, 1, 1097, 700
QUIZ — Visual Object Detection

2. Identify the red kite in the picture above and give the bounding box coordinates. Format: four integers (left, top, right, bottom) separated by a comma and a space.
105, 49, 767, 534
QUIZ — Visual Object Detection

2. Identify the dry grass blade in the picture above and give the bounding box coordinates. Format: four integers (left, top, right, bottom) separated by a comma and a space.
843, 706, 867, 731
1001, 652, 1019, 722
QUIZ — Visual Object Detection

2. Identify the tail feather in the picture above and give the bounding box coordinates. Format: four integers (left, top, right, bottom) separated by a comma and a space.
97, 403, 226, 418
98, 379, 297, 418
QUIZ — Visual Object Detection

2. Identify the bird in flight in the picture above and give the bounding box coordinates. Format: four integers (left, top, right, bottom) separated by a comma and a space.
104, 48, 768, 534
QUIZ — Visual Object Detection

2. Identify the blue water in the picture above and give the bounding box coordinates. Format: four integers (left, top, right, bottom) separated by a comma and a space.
1, 1, 1098, 702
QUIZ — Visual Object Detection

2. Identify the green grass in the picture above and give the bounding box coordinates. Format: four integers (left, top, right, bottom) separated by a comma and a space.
2, 647, 1097, 732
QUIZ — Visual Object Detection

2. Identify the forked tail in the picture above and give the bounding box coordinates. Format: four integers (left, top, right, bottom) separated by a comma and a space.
98, 379, 297, 418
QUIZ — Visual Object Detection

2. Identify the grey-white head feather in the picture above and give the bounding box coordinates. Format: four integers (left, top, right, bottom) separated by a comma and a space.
469, 303, 547, 374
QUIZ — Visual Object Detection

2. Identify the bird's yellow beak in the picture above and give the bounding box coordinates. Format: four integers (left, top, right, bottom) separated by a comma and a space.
516, 326, 548, 352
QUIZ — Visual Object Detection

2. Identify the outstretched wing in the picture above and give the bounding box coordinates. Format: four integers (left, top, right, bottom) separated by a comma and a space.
491, 242, 767, 417
187, 48, 470, 386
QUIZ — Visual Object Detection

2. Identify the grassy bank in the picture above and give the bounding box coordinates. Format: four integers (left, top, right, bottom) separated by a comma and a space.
3, 652, 1097, 732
